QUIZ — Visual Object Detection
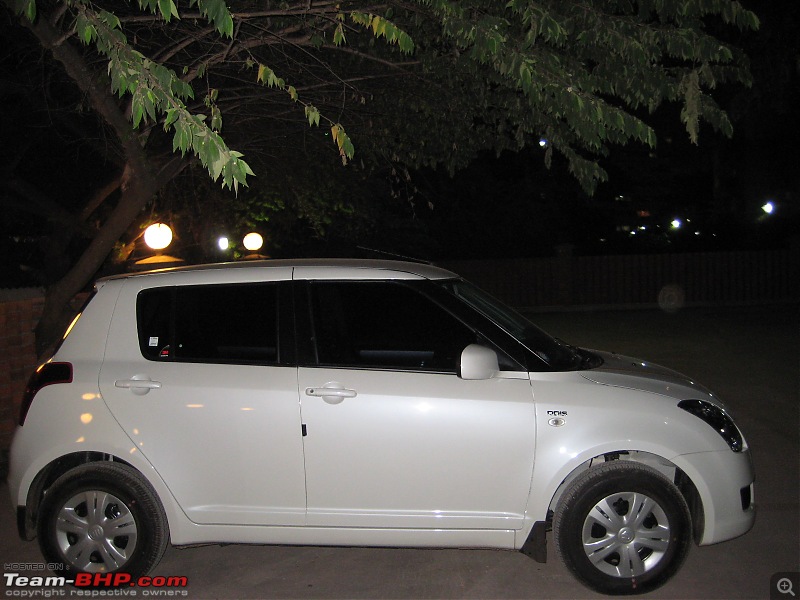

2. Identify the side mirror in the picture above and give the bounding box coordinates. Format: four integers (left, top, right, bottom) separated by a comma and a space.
459, 344, 499, 380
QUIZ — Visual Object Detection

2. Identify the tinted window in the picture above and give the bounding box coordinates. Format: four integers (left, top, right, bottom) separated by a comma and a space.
309, 281, 476, 371
137, 284, 280, 364
438, 279, 596, 371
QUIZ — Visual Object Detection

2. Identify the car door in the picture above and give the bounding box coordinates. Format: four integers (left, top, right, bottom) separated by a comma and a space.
295, 277, 537, 530
99, 275, 307, 526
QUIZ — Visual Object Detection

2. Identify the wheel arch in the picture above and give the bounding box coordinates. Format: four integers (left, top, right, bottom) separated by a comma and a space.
545, 450, 704, 543
36, 459, 170, 578
520, 447, 706, 561
17, 451, 183, 544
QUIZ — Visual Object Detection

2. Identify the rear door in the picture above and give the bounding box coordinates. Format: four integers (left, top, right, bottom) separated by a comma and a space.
99, 273, 307, 526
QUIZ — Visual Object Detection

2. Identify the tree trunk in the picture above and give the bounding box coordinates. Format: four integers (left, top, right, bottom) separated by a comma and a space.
20, 10, 173, 356
35, 163, 159, 356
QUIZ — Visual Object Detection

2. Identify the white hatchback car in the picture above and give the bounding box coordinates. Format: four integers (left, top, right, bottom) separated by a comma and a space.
9, 260, 755, 595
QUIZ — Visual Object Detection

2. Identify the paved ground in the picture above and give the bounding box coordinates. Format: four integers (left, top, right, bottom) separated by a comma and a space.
2, 305, 798, 599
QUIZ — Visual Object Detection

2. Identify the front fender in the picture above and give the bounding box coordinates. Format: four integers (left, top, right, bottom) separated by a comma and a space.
522, 374, 730, 529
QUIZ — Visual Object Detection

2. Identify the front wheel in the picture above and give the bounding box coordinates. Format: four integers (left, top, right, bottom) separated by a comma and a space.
553, 461, 691, 595
38, 462, 168, 579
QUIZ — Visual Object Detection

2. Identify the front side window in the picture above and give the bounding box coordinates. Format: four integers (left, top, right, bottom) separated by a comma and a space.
308, 281, 477, 372
137, 283, 280, 365
438, 279, 601, 371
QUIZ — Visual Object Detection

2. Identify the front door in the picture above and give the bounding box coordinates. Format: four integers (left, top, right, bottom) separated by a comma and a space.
296, 279, 536, 530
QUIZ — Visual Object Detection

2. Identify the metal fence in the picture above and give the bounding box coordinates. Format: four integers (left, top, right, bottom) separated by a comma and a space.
442, 248, 800, 310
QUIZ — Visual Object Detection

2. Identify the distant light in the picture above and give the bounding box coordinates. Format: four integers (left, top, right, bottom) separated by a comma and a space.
217, 236, 229, 251
144, 223, 173, 250
762, 201, 775, 214
538, 138, 548, 148
671, 219, 682, 229
243, 232, 263, 251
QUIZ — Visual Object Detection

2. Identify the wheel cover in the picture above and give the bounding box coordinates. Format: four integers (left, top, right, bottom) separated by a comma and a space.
581, 491, 671, 578
55, 491, 138, 573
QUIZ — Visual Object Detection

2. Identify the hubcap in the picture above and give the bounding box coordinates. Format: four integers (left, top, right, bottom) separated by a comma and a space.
581, 491, 671, 578
87, 524, 105, 541
55, 491, 138, 573
617, 527, 635, 544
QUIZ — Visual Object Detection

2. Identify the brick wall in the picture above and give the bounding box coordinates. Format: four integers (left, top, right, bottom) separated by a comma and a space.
0, 291, 45, 475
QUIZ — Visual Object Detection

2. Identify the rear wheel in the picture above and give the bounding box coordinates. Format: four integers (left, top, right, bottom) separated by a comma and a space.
554, 461, 691, 595
38, 462, 168, 579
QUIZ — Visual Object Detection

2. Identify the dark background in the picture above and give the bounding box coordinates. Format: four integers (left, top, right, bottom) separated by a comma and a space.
0, 0, 798, 286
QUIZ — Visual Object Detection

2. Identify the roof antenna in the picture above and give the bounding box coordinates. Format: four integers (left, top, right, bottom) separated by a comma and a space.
356, 246, 431, 264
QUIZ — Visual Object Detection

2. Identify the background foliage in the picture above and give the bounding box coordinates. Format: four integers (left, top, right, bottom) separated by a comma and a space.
0, 0, 767, 351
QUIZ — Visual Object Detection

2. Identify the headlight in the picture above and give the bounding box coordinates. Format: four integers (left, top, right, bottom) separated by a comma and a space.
678, 399, 744, 452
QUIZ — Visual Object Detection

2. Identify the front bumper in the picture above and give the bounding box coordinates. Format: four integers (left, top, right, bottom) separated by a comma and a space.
674, 447, 755, 545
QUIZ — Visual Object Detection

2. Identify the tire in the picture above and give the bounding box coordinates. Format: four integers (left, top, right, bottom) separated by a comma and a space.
553, 461, 691, 595
38, 462, 169, 580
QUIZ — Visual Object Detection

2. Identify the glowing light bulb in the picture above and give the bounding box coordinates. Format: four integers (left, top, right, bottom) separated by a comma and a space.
144, 223, 172, 250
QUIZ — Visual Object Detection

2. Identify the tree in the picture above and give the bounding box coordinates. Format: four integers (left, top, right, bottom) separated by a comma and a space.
2, 0, 758, 353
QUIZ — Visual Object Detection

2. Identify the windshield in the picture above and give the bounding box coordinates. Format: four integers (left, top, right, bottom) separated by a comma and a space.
438, 279, 600, 371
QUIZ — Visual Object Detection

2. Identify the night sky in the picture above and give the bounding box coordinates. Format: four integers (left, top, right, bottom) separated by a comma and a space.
0, 0, 798, 287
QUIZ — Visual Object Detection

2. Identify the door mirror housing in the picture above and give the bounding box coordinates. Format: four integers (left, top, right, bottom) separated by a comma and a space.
459, 344, 499, 380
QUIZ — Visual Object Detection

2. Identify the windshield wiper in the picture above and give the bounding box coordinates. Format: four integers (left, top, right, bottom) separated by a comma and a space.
578, 348, 604, 369
554, 339, 603, 370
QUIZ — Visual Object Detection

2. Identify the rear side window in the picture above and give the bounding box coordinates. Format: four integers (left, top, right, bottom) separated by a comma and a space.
137, 283, 280, 365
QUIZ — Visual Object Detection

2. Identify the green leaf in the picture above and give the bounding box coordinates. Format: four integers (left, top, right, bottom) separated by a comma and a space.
157, 0, 179, 22
305, 105, 320, 127
349, 12, 415, 54
257, 64, 284, 89
97, 10, 121, 30
333, 23, 346, 46
210, 105, 222, 131
76, 13, 97, 45
11, 0, 37, 21
195, 0, 234, 37
519, 62, 532, 92
398, 31, 414, 54
332, 123, 355, 164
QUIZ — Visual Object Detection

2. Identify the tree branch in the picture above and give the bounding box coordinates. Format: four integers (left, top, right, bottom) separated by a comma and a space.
1, 177, 96, 238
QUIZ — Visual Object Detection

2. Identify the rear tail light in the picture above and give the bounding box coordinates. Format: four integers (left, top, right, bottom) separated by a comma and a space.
19, 362, 73, 426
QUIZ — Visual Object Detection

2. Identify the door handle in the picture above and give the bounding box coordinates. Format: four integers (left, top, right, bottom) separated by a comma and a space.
115, 376, 162, 396
305, 382, 357, 404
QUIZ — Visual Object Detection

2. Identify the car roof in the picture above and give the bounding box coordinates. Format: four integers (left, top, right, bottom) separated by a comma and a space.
96, 258, 458, 284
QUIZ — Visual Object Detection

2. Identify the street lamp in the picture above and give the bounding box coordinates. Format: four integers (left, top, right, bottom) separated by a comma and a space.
241, 232, 269, 260
243, 232, 263, 252
133, 223, 182, 271
144, 223, 173, 250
